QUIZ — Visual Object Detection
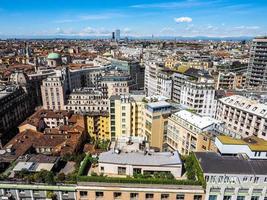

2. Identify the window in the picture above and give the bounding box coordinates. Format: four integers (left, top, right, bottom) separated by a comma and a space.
208, 195, 217, 200
194, 195, 202, 200
96, 191, 104, 198
114, 192, 122, 199
161, 194, 169, 200
130, 193, 138, 199
237, 196, 245, 200
176, 194, 184, 200
118, 167, 126, 175
146, 193, 154, 199
223, 196, 231, 200
79, 191, 88, 197
251, 197, 259, 200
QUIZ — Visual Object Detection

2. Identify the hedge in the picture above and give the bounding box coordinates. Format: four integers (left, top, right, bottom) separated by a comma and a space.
77, 175, 202, 185
77, 155, 91, 176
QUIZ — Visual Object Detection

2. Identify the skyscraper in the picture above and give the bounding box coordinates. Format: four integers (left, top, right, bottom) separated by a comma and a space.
115, 29, 120, 41
246, 37, 267, 89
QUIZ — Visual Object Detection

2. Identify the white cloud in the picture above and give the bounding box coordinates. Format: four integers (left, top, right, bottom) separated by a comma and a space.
174, 17, 192, 23
234, 26, 260, 30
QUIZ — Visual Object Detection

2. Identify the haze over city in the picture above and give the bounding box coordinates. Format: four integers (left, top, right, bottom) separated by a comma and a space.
0, 0, 267, 38
1, 1, 267, 200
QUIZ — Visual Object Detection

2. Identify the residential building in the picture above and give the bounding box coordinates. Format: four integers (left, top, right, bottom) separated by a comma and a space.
0, 183, 76, 200
215, 71, 247, 90
144, 101, 172, 150
0, 85, 32, 142
77, 182, 205, 200
65, 87, 109, 113
172, 68, 216, 117
246, 37, 267, 89
87, 111, 110, 141
41, 74, 67, 110
195, 151, 267, 200
144, 61, 173, 99
109, 94, 145, 140
167, 110, 225, 155
97, 137, 182, 179
216, 95, 267, 140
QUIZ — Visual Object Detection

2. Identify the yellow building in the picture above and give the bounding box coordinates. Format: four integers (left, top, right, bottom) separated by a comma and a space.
144, 101, 172, 151
167, 110, 221, 155
87, 112, 110, 141
109, 94, 145, 140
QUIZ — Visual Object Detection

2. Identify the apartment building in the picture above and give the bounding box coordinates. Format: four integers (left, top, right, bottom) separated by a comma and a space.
109, 94, 145, 140
215, 71, 247, 90
77, 182, 205, 200
0, 85, 32, 142
246, 37, 267, 89
167, 110, 224, 155
173, 68, 216, 117
40, 68, 70, 111
144, 101, 173, 150
195, 151, 267, 200
144, 61, 173, 99
0, 183, 76, 200
87, 111, 110, 141
65, 87, 109, 113
216, 95, 267, 140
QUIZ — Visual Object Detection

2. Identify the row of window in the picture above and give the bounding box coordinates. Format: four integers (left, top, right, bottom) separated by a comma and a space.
79, 191, 202, 200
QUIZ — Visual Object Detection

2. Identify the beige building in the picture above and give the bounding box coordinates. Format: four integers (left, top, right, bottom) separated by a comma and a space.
41, 76, 66, 110
77, 182, 205, 200
215, 71, 247, 90
109, 94, 145, 140
216, 95, 267, 140
167, 110, 223, 155
144, 101, 172, 150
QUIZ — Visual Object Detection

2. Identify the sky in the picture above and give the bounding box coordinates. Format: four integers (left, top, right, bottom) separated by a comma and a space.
0, 0, 267, 38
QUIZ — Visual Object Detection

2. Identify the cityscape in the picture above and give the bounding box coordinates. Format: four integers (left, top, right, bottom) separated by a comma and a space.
0, 0, 267, 200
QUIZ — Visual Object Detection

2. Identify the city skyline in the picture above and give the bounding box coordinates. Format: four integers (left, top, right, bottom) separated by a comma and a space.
0, 0, 267, 38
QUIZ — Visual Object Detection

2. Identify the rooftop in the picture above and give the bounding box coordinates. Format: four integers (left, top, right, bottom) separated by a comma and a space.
147, 101, 171, 109
219, 95, 267, 118
217, 135, 267, 151
99, 150, 181, 166
173, 110, 221, 130
195, 152, 267, 175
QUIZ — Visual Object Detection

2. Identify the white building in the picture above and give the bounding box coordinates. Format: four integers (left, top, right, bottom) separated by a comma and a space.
144, 61, 173, 99
173, 68, 216, 117
195, 151, 267, 200
216, 95, 267, 140
98, 137, 182, 179
65, 87, 109, 113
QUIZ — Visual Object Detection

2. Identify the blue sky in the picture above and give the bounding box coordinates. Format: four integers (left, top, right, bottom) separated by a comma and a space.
0, 0, 267, 37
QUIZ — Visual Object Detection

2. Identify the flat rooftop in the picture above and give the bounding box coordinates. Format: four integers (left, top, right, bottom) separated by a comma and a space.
173, 110, 221, 130
99, 151, 181, 166
195, 152, 267, 175
217, 135, 267, 151
147, 101, 171, 109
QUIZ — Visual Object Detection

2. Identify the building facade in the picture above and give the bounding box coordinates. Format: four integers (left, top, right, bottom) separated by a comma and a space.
216, 95, 267, 140
246, 37, 267, 89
